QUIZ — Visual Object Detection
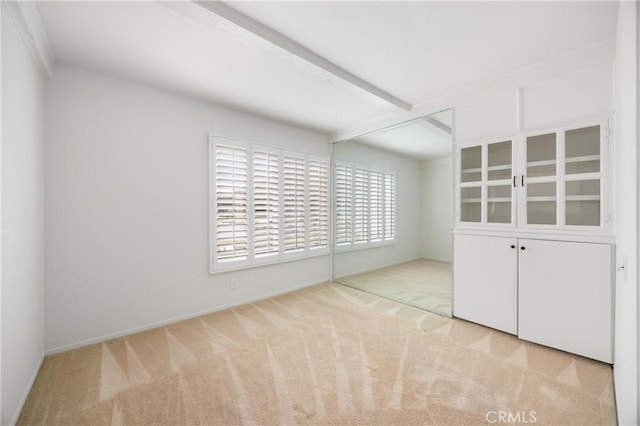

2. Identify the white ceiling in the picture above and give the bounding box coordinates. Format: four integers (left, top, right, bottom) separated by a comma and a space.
351, 109, 453, 160
37, 1, 618, 135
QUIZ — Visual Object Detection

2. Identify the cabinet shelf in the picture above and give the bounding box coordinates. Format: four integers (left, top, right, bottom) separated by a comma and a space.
527, 196, 556, 202
566, 195, 600, 202
565, 154, 600, 164
461, 167, 481, 174
462, 164, 511, 174
528, 195, 600, 202
527, 159, 556, 168
461, 198, 481, 203
526, 155, 601, 169
488, 164, 511, 172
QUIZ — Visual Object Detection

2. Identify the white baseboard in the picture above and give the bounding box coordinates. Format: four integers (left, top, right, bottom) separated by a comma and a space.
45, 279, 326, 355
421, 256, 452, 264
9, 352, 44, 426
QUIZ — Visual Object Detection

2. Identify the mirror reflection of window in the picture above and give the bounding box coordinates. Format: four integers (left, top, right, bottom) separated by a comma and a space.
334, 160, 395, 249
332, 109, 454, 317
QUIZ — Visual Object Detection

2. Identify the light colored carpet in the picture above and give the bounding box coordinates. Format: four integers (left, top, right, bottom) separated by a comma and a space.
19, 283, 615, 425
336, 258, 452, 316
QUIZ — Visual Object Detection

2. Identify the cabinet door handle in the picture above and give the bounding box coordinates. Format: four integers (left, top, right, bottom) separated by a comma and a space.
521, 175, 525, 187
520, 246, 526, 251
513, 176, 516, 187
510, 244, 515, 249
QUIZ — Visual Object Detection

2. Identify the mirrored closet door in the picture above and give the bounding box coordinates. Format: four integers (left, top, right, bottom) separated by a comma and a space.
332, 109, 454, 317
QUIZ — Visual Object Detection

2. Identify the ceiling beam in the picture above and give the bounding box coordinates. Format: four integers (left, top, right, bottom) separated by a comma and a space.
422, 116, 452, 134
194, 1, 412, 111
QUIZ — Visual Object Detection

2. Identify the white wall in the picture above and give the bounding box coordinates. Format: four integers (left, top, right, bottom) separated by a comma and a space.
454, 60, 614, 147
1, 6, 45, 425
420, 156, 453, 263
44, 64, 331, 353
613, 2, 639, 424
333, 142, 421, 278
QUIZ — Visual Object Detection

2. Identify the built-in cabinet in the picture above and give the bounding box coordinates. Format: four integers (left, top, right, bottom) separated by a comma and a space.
457, 119, 610, 231
454, 116, 614, 364
454, 234, 613, 363
453, 234, 517, 334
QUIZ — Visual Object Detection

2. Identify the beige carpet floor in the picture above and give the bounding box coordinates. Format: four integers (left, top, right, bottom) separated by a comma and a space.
336, 259, 452, 316
19, 283, 615, 425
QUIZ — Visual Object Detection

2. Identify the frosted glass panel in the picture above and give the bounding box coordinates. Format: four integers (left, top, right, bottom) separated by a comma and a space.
566, 126, 600, 157
566, 160, 600, 175
527, 182, 556, 225
566, 179, 600, 196
487, 185, 511, 223
488, 141, 511, 180
527, 182, 556, 197
527, 133, 556, 177
566, 201, 600, 226
565, 125, 600, 175
461, 187, 481, 222
566, 179, 601, 226
528, 202, 557, 225
461, 146, 481, 183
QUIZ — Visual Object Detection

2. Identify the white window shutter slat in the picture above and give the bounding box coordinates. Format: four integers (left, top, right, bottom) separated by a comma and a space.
309, 158, 328, 249
370, 170, 384, 242
253, 149, 280, 258
384, 172, 396, 240
335, 162, 353, 246
283, 155, 306, 253
353, 167, 369, 243
215, 143, 248, 262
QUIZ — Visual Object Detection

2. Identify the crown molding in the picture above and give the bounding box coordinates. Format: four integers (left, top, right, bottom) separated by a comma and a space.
5, 0, 54, 78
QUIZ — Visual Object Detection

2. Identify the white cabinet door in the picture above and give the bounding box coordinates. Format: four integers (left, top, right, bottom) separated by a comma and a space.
457, 140, 516, 227
453, 234, 518, 334
518, 239, 613, 363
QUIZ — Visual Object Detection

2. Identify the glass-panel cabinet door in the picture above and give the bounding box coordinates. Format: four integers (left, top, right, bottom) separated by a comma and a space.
460, 146, 481, 223
523, 123, 605, 229
458, 140, 514, 226
486, 141, 513, 224
564, 125, 602, 227
525, 133, 557, 225
487, 184, 512, 224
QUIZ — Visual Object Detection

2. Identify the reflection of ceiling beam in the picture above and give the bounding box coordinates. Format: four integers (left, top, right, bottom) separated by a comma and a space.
194, 1, 412, 111
422, 116, 452, 134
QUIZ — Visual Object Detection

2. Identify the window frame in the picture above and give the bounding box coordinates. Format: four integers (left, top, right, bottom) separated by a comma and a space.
210, 135, 330, 274
333, 160, 396, 253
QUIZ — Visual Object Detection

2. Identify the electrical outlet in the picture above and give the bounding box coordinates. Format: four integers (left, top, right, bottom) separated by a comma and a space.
230, 279, 237, 290
617, 255, 627, 282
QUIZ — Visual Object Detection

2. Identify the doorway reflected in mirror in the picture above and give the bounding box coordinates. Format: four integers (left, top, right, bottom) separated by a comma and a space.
332, 109, 454, 317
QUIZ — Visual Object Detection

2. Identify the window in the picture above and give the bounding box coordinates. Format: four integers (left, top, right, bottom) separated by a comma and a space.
335, 160, 395, 250
210, 136, 329, 273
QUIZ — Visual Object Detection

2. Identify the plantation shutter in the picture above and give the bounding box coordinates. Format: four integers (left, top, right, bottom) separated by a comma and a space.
253, 148, 280, 258
211, 136, 329, 273
308, 158, 329, 249
215, 143, 248, 263
335, 162, 353, 246
353, 166, 369, 243
333, 160, 396, 250
370, 170, 384, 242
283, 155, 306, 253
384, 172, 395, 240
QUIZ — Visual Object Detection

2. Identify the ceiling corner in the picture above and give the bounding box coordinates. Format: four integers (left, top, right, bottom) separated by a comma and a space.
5, 0, 55, 78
